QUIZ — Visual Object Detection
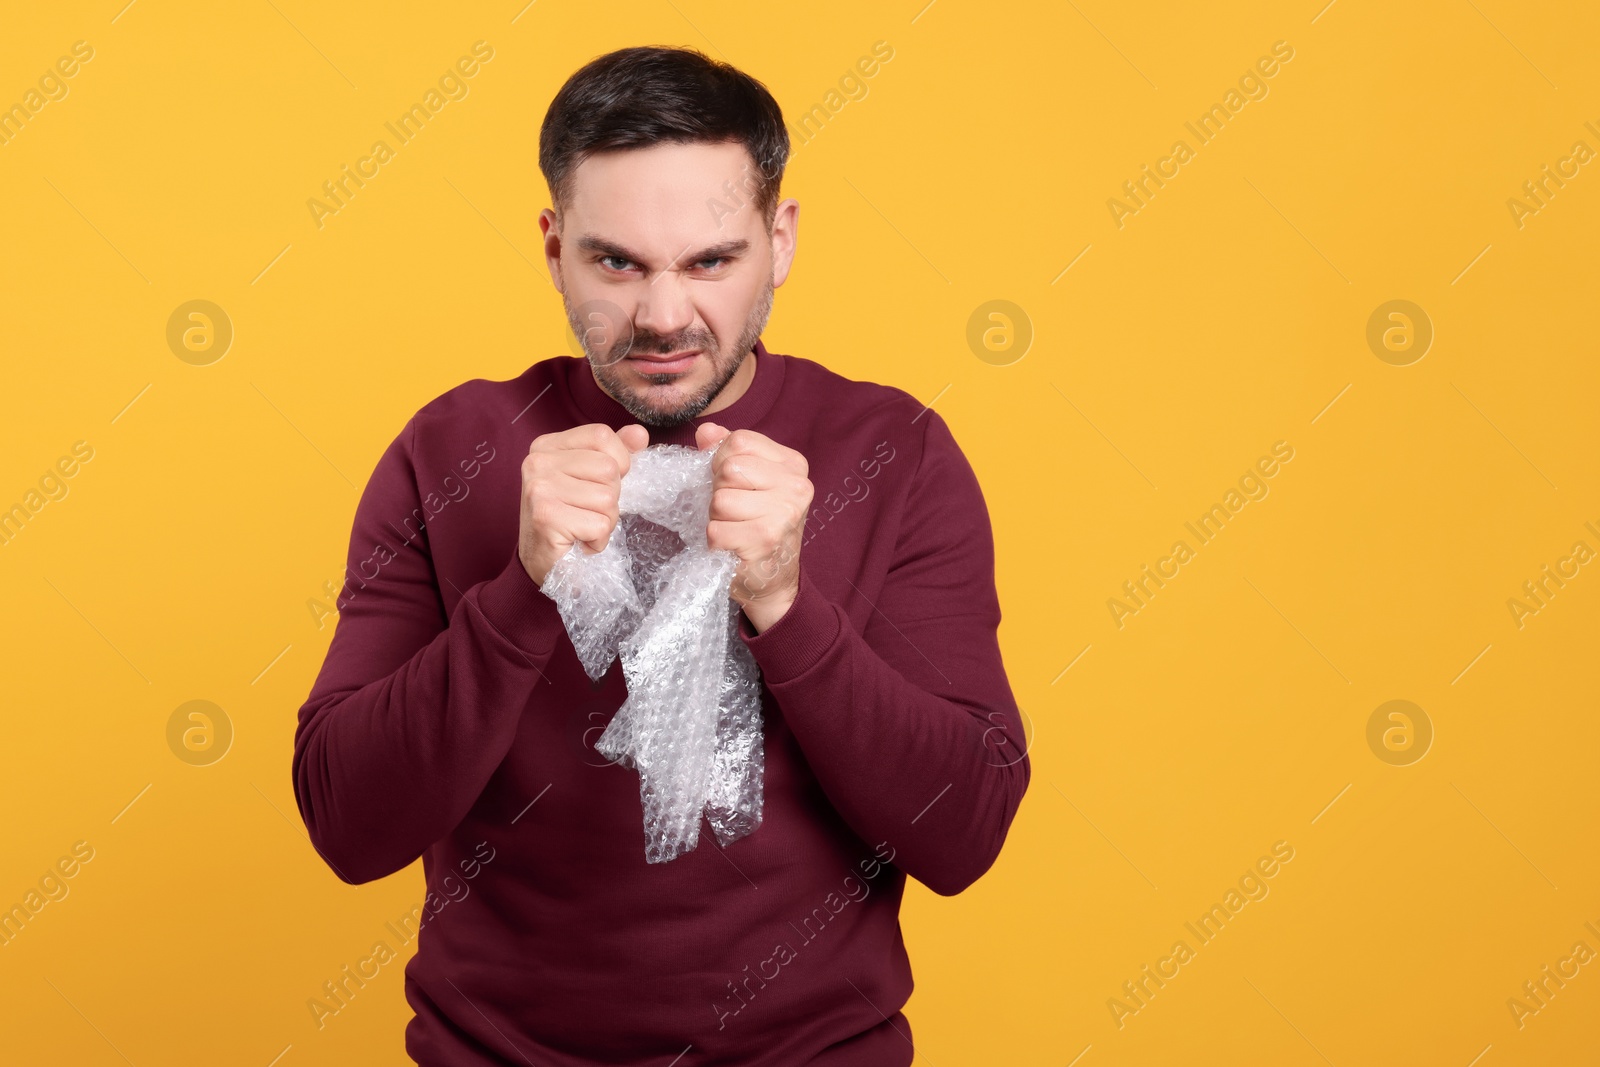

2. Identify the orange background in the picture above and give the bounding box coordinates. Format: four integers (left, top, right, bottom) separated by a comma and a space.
1, 1, 1597, 1063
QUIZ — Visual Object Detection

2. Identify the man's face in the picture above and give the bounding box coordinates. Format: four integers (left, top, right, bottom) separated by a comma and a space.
541, 140, 797, 429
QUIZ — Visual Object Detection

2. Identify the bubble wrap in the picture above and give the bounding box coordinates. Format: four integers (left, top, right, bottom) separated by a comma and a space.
538, 443, 765, 863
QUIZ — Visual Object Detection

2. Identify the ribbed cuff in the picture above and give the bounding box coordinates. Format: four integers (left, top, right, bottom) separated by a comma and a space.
739, 560, 842, 685
476, 549, 565, 657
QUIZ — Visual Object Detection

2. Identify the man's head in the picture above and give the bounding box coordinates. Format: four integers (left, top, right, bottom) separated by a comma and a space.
538, 46, 797, 429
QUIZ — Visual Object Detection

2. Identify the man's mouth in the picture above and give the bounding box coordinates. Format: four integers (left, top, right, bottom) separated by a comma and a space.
627, 349, 702, 374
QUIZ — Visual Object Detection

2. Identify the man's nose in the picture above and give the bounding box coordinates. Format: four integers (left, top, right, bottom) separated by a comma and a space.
633, 267, 695, 342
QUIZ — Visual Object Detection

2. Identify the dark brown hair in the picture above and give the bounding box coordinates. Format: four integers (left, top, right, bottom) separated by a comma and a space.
539, 46, 789, 227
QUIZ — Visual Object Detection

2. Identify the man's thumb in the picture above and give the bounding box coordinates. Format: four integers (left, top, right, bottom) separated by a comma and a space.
697, 422, 731, 451
617, 424, 649, 452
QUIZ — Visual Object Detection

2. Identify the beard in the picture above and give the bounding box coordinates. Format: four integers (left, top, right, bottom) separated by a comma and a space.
565, 276, 774, 430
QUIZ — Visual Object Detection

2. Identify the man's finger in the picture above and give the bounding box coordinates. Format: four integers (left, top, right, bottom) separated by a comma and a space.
547, 449, 627, 486
709, 429, 803, 478
552, 471, 619, 515
544, 424, 636, 480
709, 485, 777, 521
712, 455, 792, 492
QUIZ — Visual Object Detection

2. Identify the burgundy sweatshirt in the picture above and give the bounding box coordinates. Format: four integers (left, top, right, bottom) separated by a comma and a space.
292, 337, 1031, 1066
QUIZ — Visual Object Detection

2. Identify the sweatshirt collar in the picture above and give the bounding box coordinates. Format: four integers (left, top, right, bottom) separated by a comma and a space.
564, 336, 785, 447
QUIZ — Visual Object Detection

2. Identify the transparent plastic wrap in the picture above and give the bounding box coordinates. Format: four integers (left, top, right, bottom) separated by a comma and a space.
538, 443, 765, 863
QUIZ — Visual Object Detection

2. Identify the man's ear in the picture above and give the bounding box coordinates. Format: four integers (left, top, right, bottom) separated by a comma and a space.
539, 207, 564, 290
769, 198, 799, 288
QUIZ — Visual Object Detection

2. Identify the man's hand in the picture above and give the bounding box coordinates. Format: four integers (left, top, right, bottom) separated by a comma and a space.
696, 423, 814, 633
517, 423, 649, 587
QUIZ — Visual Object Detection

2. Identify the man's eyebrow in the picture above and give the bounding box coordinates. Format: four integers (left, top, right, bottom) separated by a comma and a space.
575, 234, 750, 266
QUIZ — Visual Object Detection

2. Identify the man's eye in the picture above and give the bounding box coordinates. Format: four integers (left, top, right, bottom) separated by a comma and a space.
599, 254, 727, 274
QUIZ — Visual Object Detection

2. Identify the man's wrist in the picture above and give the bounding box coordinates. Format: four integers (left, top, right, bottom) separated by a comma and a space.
736, 564, 842, 684
739, 588, 798, 634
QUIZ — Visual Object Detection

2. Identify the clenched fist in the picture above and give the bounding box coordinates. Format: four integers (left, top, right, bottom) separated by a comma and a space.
696, 423, 814, 633
517, 423, 649, 587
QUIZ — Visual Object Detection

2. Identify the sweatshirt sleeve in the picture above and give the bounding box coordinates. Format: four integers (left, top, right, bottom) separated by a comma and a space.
738, 409, 1031, 896
291, 416, 567, 885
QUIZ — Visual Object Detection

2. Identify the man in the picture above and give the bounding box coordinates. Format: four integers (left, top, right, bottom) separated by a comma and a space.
293, 45, 1029, 1066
